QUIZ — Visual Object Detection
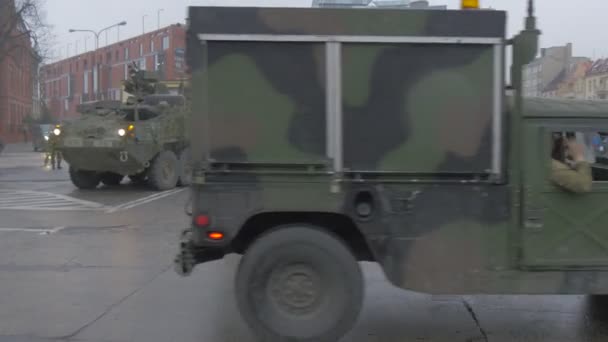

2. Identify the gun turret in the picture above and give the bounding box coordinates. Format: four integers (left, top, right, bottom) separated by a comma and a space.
123, 63, 162, 102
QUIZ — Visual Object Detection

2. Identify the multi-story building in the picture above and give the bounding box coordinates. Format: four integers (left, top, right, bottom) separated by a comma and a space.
40, 23, 186, 121
541, 58, 591, 99
522, 43, 583, 98
312, 0, 447, 9
0, 0, 37, 143
584, 58, 608, 100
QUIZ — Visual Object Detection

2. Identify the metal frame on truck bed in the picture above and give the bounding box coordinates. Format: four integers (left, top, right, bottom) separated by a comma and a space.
175, 2, 608, 341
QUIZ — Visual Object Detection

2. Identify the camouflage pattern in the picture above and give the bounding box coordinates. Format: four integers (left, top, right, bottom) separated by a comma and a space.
57, 64, 190, 188
179, 6, 608, 296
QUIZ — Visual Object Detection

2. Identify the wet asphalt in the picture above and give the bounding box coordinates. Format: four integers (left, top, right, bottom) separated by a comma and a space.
1, 144, 608, 342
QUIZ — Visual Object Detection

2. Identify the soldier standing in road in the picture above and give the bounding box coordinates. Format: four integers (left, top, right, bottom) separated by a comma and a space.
44, 131, 62, 170
550, 134, 592, 193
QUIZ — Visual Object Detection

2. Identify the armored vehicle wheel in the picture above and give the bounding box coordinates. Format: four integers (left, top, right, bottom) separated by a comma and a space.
148, 150, 179, 191
100, 172, 124, 186
235, 226, 363, 342
69, 167, 100, 190
177, 148, 192, 187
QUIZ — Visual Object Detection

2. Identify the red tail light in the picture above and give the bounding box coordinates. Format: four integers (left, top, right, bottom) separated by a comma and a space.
194, 214, 210, 227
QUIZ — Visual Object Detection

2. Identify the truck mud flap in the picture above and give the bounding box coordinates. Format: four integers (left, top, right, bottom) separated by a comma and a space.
174, 230, 225, 276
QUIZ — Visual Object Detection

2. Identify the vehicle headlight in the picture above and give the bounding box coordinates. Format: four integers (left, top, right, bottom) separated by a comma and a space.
118, 128, 126, 137
44, 135, 49, 141
53, 128, 61, 136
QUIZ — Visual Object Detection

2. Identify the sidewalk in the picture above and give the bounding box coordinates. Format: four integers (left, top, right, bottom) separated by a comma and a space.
3, 142, 35, 154
0, 143, 69, 182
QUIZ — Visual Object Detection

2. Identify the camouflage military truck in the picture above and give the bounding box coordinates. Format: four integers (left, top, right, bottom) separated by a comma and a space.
175, 2, 608, 342
57, 65, 191, 190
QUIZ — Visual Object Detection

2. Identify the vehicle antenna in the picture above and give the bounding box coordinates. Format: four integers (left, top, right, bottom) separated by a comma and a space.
526, 0, 536, 30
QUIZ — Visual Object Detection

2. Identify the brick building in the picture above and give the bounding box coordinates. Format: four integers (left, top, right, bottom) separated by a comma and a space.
0, 0, 37, 143
41, 23, 186, 121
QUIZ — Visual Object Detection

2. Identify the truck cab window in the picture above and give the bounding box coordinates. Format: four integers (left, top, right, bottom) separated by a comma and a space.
550, 131, 607, 192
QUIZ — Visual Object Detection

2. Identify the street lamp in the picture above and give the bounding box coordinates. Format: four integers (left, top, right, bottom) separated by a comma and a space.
69, 21, 127, 50
157, 9, 164, 30
142, 15, 147, 34
68, 21, 127, 101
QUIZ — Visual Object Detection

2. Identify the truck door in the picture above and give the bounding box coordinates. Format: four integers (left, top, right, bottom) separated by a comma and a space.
521, 123, 608, 269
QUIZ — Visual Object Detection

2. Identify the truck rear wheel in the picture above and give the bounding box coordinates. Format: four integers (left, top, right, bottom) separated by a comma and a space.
100, 172, 124, 186
147, 151, 179, 191
235, 226, 363, 342
69, 167, 100, 190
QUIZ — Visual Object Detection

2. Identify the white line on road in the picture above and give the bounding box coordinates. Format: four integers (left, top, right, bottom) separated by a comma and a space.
0, 226, 66, 234
106, 188, 185, 213
0, 189, 108, 211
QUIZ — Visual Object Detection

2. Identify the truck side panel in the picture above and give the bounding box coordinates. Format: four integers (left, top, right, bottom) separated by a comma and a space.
207, 42, 328, 164
342, 43, 495, 172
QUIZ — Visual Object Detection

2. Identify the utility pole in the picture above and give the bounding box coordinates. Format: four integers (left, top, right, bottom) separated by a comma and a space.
142, 14, 147, 34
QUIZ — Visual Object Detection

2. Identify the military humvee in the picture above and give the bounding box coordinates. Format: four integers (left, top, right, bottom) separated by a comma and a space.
57, 66, 191, 191
175, 2, 608, 341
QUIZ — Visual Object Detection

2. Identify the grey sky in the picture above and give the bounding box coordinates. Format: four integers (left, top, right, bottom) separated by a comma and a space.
45, 0, 606, 62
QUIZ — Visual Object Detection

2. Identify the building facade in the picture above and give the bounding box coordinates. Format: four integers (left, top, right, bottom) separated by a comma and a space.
0, 0, 37, 143
541, 58, 591, 99
584, 58, 608, 100
523, 43, 577, 98
40, 23, 186, 121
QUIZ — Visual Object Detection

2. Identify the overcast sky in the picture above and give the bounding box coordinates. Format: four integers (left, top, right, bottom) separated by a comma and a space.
44, 0, 606, 62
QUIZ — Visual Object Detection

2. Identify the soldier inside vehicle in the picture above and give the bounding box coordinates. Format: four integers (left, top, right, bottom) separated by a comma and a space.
550, 132, 595, 193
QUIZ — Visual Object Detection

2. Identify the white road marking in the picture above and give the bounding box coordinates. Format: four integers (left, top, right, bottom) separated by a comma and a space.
0, 187, 185, 212
0, 190, 107, 211
106, 188, 185, 213
0, 226, 66, 234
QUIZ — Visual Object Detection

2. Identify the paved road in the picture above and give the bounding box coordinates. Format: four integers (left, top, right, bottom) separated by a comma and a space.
2, 145, 608, 342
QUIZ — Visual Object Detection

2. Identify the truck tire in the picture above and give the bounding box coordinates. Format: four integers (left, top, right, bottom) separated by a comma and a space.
235, 226, 364, 342
177, 148, 192, 187
100, 172, 124, 186
69, 167, 100, 190
147, 150, 179, 191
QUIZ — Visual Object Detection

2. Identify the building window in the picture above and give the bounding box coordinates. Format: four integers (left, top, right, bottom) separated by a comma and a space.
162, 36, 170, 50
139, 58, 146, 70
83, 72, 89, 94
150, 40, 155, 52
124, 48, 129, 61
139, 43, 143, 56
115, 50, 119, 61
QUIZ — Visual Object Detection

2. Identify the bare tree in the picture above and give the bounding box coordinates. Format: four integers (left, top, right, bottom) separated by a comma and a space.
0, 0, 52, 65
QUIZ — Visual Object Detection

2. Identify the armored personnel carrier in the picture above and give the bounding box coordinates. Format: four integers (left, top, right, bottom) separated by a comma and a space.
57, 64, 191, 190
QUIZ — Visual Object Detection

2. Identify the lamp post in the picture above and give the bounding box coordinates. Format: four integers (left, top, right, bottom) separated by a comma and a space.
157, 9, 164, 30
68, 21, 127, 101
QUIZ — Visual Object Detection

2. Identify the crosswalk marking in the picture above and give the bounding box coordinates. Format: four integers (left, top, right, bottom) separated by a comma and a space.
0, 187, 186, 212
0, 190, 107, 211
